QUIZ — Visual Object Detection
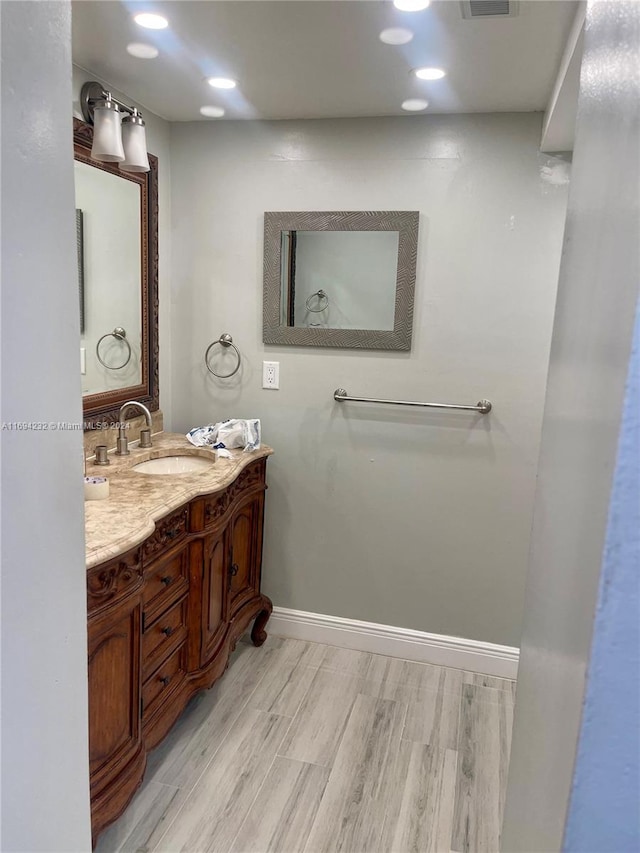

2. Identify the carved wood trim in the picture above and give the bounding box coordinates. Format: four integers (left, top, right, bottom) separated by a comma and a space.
142, 508, 188, 562
87, 551, 143, 613
203, 461, 266, 528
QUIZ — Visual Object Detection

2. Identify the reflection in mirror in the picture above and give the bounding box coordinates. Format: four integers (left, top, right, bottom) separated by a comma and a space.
75, 160, 142, 394
264, 211, 418, 350
280, 231, 400, 331
74, 118, 158, 428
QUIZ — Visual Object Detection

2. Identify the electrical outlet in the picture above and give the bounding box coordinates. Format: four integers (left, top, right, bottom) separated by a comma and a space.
262, 361, 280, 389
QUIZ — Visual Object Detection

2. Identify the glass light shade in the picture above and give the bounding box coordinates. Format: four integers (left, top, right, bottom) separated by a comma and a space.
91, 102, 125, 162
120, 118, 150, 172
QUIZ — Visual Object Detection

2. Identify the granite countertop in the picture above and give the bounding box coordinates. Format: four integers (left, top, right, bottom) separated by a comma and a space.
84, 432, 273, 569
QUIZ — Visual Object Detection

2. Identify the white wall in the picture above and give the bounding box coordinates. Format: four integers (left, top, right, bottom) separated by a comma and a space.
72, 67, 173, 427
1, 2, 92, 849
170, 113, 568, 647
502, 1, 640, 848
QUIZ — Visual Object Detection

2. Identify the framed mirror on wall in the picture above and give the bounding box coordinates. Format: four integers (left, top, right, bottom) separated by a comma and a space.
263, 210, 419, 350
74, 118, 159, 427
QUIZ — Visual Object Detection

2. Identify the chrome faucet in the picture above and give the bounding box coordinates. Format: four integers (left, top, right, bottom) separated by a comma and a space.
115, 401, 153, 455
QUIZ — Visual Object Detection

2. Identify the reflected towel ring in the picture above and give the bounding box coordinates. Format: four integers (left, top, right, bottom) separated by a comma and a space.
205, 333, 242, 378
96, 327, 132, 370
305, 289, 329, 313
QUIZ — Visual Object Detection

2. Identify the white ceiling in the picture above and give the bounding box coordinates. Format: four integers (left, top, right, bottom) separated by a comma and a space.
71, 0, 577, 122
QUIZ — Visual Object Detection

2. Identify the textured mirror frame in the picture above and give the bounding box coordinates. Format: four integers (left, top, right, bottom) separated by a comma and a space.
263, 211, 418, 350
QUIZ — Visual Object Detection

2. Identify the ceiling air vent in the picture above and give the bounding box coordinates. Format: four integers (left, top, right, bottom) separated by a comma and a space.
461, 0, 519, 19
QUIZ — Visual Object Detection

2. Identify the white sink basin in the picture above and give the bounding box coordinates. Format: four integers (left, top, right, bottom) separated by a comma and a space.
132, 455, 215, 475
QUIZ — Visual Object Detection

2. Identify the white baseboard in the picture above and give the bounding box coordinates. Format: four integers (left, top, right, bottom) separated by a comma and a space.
269, 607, 519, 679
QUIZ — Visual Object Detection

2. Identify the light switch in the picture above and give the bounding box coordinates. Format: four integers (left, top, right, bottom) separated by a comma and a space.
80, 347, 86, 375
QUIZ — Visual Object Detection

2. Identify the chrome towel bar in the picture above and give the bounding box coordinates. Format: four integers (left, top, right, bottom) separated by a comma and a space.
333, 388, 492, 414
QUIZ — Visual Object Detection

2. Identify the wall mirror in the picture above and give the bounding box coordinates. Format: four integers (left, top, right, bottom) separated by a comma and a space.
74, 118, 158, 427
263, 211, 418, 350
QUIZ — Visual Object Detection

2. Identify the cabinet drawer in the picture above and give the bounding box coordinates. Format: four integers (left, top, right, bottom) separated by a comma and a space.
142, 643, 186, 720
143, 546, 189, 623
142, 596, 188, 680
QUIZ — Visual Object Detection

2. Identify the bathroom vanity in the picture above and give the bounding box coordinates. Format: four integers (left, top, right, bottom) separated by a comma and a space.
84, 434, 272, 843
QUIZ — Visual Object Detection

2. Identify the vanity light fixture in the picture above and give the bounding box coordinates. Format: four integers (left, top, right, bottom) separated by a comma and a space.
414, 66, 446, 80
133, 12, 168, 29
80, 81, 150, 172
393, 0, 430, 10
379, 27, 414, 44
402, 98, 429, 111
207, 77, 237, 89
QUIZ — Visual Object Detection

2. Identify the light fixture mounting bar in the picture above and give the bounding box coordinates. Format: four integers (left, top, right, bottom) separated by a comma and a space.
80, 80, 142, 125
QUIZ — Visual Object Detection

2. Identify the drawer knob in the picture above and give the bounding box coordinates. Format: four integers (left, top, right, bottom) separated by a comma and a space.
160, 576, 172, 586
161, 626, 174, 636
230, 563, 239, 577
160, 675, 171, 686
166, 528, 178, 540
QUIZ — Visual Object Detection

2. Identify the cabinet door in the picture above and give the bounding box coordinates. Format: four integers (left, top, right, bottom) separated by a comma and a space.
228, 492, 264, 616
201, 528, 228, 665
88, 592, 142, 793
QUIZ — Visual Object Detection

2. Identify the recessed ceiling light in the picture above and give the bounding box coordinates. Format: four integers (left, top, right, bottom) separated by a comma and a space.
200, 106, 225, 118
402, 98, 429, 111
379, 27, 414, 45
126, 42, 159, 59
207, 77, 237, 90
133, 13, 168, 30
414, 67, 446, 80
393, 0, 430, 10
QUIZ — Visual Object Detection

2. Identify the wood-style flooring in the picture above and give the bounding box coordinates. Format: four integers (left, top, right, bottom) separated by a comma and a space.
96, 635, 515, 853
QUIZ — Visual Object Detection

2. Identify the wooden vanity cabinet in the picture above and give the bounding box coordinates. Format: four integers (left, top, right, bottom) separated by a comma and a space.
87, 458, 271, 845
86, 548, 146, 841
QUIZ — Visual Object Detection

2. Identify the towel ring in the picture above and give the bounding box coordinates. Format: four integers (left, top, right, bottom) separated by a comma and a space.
96, 327, 132, 370
205, 333, 242, 378
305, 289, 329, 313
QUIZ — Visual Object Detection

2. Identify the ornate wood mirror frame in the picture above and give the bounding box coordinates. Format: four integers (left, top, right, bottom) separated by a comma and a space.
74, 117, 159, 428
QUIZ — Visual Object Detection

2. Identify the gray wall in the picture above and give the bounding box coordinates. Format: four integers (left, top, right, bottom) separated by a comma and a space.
1, 2, 92, 849
170, 113, 568, 647
501, 2, 640, 849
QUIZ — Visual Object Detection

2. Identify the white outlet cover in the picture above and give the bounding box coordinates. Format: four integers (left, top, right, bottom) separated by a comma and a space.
262, 360, 280, 389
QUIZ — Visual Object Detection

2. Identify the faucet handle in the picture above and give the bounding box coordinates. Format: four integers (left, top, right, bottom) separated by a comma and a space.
139, 428, 152, 449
